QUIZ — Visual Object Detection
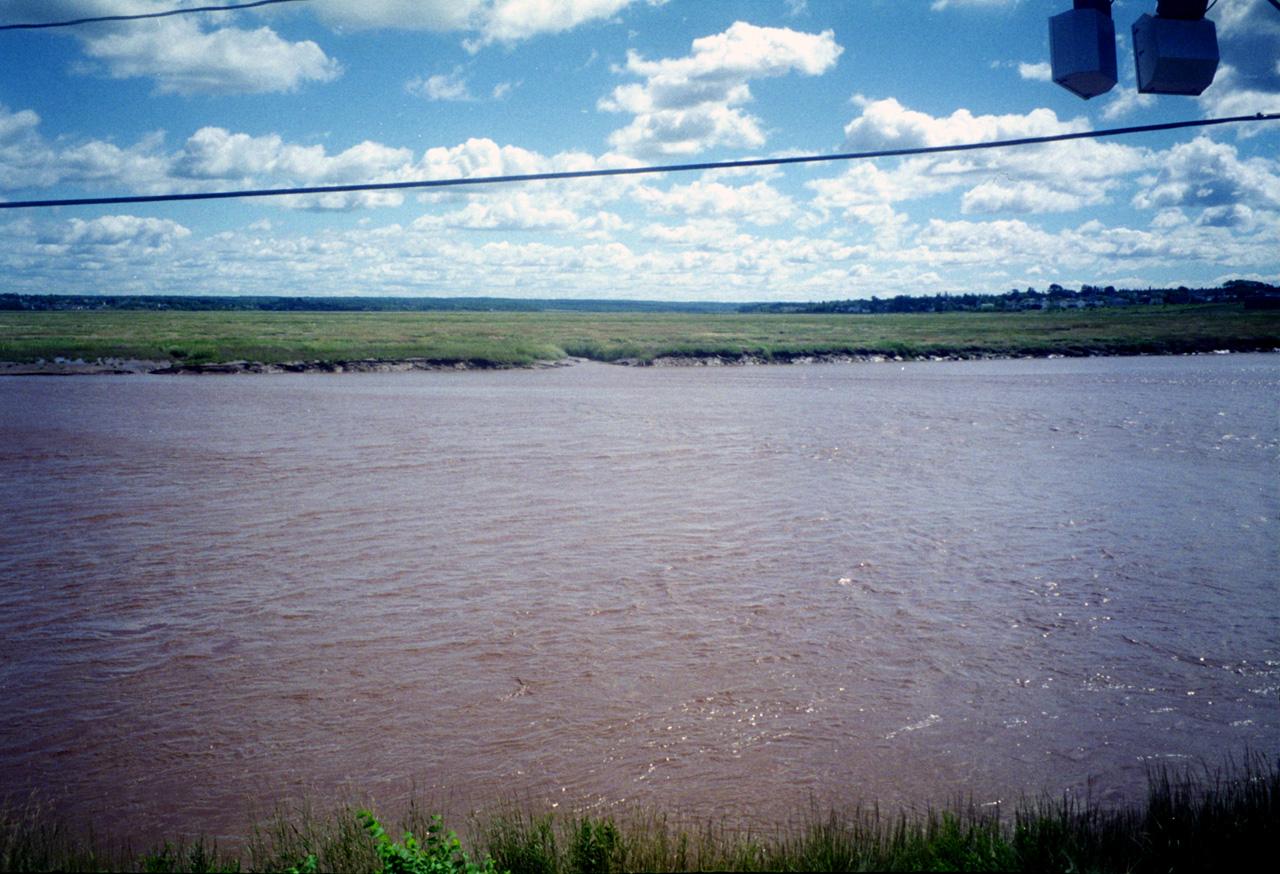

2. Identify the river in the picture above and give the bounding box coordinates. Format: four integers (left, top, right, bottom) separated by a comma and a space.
1, 354, 1277, 847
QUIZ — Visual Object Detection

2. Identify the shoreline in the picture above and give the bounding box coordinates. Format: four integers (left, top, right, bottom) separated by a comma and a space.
4, 754, 1277, 872
2, 345, 1276, 376
0, 356, 577, 376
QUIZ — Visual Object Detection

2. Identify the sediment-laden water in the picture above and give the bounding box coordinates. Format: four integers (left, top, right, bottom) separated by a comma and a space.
1, 354, 1276, 847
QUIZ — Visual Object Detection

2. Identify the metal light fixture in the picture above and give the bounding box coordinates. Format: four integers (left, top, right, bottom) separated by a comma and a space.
1050, 0, 1118, 100
1050, 0, 1220, 99
1132, 0, 1219, 95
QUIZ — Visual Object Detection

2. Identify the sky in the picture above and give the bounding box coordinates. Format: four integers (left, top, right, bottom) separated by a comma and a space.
1, 0, 1278, 303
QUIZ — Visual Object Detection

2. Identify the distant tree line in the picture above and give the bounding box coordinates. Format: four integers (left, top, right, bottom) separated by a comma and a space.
1, 281, 1276, 314
0, 294, 739, 314
741, 280, 1280, 314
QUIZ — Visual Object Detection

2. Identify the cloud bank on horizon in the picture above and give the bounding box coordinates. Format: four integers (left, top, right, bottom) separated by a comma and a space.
1, 0, 1278, 301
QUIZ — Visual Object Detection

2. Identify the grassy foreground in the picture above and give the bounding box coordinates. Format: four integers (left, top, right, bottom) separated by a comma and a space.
3, 757, 1276, 872
1, 305, 1278, 369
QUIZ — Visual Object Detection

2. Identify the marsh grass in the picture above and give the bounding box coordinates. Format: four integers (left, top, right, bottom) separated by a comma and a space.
3, 757, 1276, 872
2, 305, 1277, 368
0, 793, 237, 873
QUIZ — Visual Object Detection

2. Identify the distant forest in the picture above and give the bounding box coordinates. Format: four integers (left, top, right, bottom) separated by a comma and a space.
742, 280, 1280, 314
0, 294, 740, 314
2, 280, 1278, 314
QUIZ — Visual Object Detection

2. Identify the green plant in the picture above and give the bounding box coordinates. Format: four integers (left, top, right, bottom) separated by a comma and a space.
284, 852, 318, 874
568, 818, 618, 874
358, 810, 501, 874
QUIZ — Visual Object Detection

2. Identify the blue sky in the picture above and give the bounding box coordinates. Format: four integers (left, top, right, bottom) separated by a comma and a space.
1, 0, 1278, 301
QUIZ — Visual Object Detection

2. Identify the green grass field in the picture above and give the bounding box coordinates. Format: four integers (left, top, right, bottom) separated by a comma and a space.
2, 305, 1278, 369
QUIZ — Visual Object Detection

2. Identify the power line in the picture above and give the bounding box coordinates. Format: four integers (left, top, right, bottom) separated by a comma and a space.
1, 112, 1277, 211
0, 0, 312, 32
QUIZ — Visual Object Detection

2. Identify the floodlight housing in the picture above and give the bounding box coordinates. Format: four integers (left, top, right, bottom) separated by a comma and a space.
1132, 12, 1219, 95
1050, 1, 1118, 100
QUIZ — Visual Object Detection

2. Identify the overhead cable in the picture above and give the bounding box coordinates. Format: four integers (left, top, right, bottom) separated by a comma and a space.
1, 112, 1278, 211
0, 0, 312, 31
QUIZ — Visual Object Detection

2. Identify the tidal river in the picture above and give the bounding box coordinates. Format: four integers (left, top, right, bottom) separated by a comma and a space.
1, 354, 1277, 848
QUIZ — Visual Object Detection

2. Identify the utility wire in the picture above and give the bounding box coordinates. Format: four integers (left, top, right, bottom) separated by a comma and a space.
0, 0, 312, 31
2, 112, 1278, 211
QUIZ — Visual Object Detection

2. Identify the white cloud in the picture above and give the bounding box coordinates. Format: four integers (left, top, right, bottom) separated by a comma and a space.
1, 102, 659, 214
600, 21, 842, 157
960, 180, 1099, 214
1199, 0, 1280, 118
1101, 88, 1157, 121
0, 109, 447, 210
1018, 62, 1052, 83
1198, 65, 1280, 119
410, 191, 624, 236
77, 17, 340, 96
806, 158, 952, 214
173, 127, 415, 187
907, 218, 1060, 266
842, 96, 1087, 151
824, 99, 1151, 218
1131, 136, 1280, 213
52, 215, 191, 251
0, 106, 39, 142
632, 176, 797, 225
474, 0, 664, 48
930, 0, 1023, 10
314, 0, 666, 48
312, 0, 486, 31
1, 106, 175, 195
0, 106, 51, 191
406, 68, 474, 101
416, 137, 556, 181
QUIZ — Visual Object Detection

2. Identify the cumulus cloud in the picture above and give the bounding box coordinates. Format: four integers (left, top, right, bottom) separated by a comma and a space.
51, 215, 192, 251
0, 103, 653, 213
1101, 87, 1157, 121
0, 106, 51, 191
474, 0, 665, 48
1182, 0, 1280, 117
75, 16, 340, 96
313, 0, 665, 48
177, 128, 415, 184
1131, 137, 1280, 213
960, 180, 1099, 214
842, 96, 1087, 151
1018, 62, 1052, 83
0, 105, 175, 195
312, 0, 484, 31
930, 0, 1023, 10
632, 176, 797, 225
406, 68, 474, 101
823, 98, 1150, 218
409, 190, 625, 236
3, 109, 569, 211
600, 21, 842, 157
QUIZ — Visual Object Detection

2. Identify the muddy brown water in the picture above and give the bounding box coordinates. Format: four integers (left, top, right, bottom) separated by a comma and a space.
1, 354, 1277, 848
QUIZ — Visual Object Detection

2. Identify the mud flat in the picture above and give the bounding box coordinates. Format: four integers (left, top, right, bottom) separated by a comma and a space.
0, 356, 577, 376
